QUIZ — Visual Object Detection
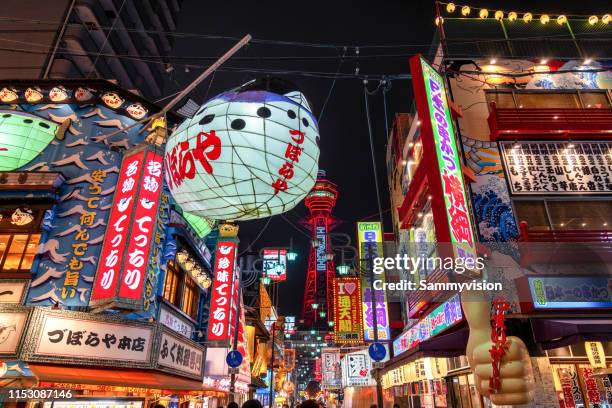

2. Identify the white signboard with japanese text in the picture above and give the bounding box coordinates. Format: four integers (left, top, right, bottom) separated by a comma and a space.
0, 280, 28, 303
0, 308, 29, 356
159, 303, 194, 338
23, 309, 154, 367
500, 141, 612, 195
341, 350, 376, 387
157, 330, 204, 379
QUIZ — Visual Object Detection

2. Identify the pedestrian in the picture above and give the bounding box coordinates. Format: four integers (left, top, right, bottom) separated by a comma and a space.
299, 400, 319, 408
242, 400, 263, 408
228, 402, 239, 408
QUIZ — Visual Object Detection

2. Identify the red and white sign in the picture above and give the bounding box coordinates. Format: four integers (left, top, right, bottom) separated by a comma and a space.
91, 149, 163, 310
207, 240, 237, 341
118, 151, 163, 300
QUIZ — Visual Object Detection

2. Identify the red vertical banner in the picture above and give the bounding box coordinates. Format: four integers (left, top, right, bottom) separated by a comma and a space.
207, 240, 237, 341
91, 147, 166, 311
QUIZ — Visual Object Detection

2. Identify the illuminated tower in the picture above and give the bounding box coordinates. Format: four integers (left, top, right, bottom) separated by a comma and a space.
301, 170, 340, 326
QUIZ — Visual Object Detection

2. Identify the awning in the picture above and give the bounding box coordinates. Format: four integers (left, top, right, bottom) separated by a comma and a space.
382, 327, 469, 372
531, 319, 612, 350
29, 364, 204, 391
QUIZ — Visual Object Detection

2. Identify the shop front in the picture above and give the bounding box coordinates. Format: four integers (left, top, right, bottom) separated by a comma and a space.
0, 306, 208, 408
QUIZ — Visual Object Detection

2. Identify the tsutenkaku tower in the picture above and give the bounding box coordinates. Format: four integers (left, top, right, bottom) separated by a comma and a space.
301, 170, 340, 326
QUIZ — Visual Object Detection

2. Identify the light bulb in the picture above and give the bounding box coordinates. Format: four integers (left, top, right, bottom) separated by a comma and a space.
589, 15, 599, 25
495, 10, 504, 20
523, 13, 533, 23
446, 3, 455, 13
479, 9, 489, 19
508, 12, 517, 22
461, 6, 471, 16
603, 14, 611, 24
556, 15, 567, 25
540, 14, 550, 24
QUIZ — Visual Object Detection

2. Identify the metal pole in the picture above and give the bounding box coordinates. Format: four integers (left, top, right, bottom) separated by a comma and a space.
99, 34, 252, 140
269, 322, 276, 408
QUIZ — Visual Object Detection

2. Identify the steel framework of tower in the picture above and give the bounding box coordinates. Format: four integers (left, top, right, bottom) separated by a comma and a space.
301, 170, 340, 326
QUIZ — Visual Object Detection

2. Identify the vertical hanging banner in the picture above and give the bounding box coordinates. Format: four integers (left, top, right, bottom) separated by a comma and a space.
207, 240, 237, 341
409, 55, 477, 265
357, 222, 390, 341
90, 146, 164, 311
333, 277, 364, 344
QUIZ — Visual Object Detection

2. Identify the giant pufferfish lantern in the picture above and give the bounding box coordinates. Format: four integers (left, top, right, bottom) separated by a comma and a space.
164, 78, 320, 221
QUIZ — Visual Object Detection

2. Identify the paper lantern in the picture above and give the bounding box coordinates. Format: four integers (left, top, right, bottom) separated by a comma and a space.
0, 110, 57, 171
164, 78, 320, 221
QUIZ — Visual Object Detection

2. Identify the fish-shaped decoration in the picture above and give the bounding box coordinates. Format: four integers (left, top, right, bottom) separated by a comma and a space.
74, 87, 94, 102
0, 88, 18, 103
25, 87, 44, 103
101, 92, 124, 109
49, 86, 69, 102
126, 103, 148, 120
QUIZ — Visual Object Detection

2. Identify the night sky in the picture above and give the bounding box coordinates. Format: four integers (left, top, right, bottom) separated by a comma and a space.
166, 0, 606, 316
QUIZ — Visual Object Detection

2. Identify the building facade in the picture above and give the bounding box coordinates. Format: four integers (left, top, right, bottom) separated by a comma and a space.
383, 16, 612, 408
0, 0, 183, 100
0, 79, 243, 407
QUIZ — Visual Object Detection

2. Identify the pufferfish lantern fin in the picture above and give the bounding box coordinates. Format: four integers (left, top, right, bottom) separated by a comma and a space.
283, 91, 312, 113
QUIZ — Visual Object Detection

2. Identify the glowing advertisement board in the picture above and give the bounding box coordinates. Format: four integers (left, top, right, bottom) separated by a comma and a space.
262, 248, 287, 281
207, 240, 237, 341
393, 294, 462, 357
410, 56, 477, 265
91, 149, 164, 310
527, 276, 612, 309
333, 277, 363, 344
357, 222, 390, 341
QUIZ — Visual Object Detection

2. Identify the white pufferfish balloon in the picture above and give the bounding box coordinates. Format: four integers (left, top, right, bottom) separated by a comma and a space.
164, 78, 320, 221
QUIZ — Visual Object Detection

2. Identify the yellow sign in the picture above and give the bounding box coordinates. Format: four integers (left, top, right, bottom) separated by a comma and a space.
586, 341, 606, 368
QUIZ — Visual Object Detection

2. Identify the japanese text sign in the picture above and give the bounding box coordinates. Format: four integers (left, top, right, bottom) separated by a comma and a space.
263, 248, 287, 281
157, 330, 204, 379
500, 141, 612, 195
207, 240, 237, 342
410, 56, 477, 265
25, 310, 154, 366
91, 147, 164, 310
357, 222, 390, 341
333, 277, 363, 344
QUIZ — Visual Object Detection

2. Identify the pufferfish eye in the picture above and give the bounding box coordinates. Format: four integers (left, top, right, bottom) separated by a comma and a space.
257, 107, 271, 118
231, 118, 246, 130
199, 114, 215, 125
302, 118, 309, 127
287, 109, 296, 119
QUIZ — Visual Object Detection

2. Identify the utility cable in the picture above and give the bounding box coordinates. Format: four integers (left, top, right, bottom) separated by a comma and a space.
87, 0, 128, 78
363, 80, 386, 229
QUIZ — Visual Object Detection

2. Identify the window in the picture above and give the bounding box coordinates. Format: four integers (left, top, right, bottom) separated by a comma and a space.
182, 277, 199, 320
162, 258, 201, 320
163, 260, 181, 308
514, 199, 612, 230
0, 206, 44, 275
485, 90, 611, 109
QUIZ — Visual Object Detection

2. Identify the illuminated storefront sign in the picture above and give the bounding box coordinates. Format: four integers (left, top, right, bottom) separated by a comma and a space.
315, 219, 327, 272
410, 56, 477, 264
90, 148, 163, 311
263, 248, 287, 281
526, 276, 612, 309
321, 348, 341, 388
500, 141, 612, 195
157, 330, 204, 379
332, 277, 363, 344
357, 222, 390, 341
585, 341, 606, 368
207, 240, 237, 342
22, 309, 154, 367
341, 350, 376, 387
393, 294, 462, 356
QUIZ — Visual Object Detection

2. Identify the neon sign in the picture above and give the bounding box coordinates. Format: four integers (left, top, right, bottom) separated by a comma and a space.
207, 240, 237, 341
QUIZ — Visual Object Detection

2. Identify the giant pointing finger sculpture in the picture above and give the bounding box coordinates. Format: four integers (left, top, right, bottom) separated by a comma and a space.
463, 291, 534, 405
164, 78, 320, 221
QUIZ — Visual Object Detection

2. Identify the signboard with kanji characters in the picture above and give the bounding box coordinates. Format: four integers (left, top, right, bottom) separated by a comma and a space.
321, 348, 342, 388
90, 146, 164, 311
357, 222, 391, 342
526, 276, 612, 310
500, 141, 612, 195
21, 309, 154, 367
207, 240, 237, 342
332, 277, 363, 344
263, 248, 287, 281
156, 329, 204, 379
585, 341, 606, 368
163, 80, 320, 221
341, 350, 376, 387
410, 56, 477, 266
393, 294, 463, 357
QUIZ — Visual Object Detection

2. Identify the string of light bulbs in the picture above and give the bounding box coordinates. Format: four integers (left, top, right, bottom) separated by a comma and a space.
435, 1, 611, 26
